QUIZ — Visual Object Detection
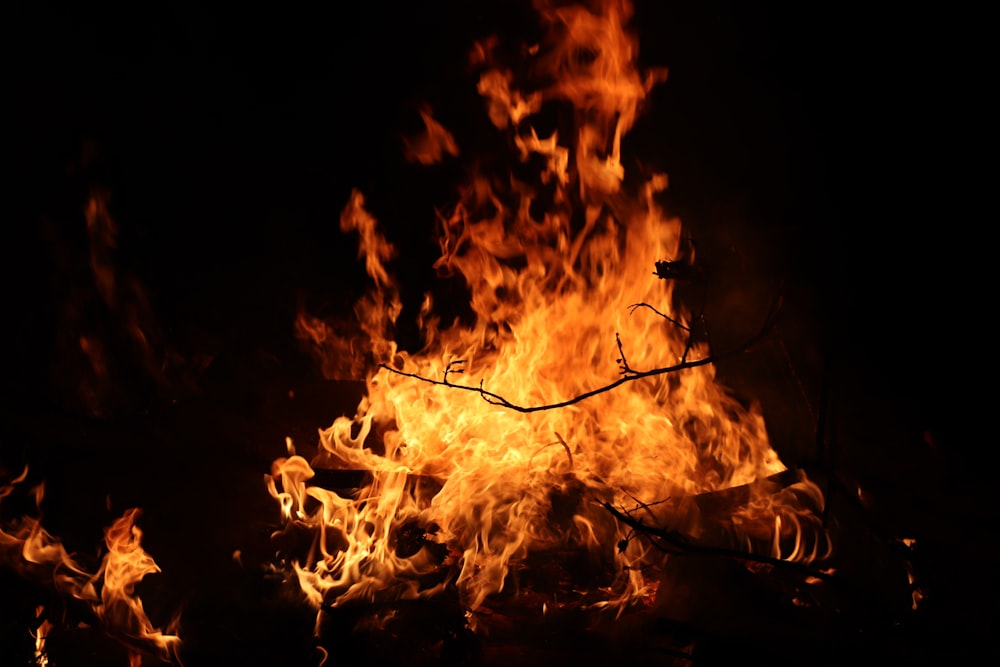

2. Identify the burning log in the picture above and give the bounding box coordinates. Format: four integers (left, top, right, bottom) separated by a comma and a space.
602, 468, 835, 581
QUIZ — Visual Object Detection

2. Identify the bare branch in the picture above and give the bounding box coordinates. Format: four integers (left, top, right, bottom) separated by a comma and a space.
378, 294, 783, 413
554, 432, 574, 469
614, 332, 632, 375
443, 359, 466, 384
628, 302, 688, 332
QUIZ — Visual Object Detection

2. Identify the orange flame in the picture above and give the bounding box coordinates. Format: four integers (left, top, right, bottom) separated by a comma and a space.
1, 470, 181, 664
2, 472, 101, 603
97, 508, 182, 666
32, 606, 53, 667
278, 0, 829, 623
404, 106, 460, 165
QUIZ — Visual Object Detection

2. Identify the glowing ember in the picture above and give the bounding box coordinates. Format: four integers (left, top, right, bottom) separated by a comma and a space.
271, 0, 830, 626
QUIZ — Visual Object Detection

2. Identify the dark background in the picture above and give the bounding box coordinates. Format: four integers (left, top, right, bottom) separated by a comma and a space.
3, 1, 990, 662
4, 0, 974, 445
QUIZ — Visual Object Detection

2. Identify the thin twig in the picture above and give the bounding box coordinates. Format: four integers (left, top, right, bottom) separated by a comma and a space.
628, 302, 688, 331
379, 294, 782, 414
615, 333, 632, 375
553, 432, 574, 469
627, 301, 700, 364
443, 359, 466, 384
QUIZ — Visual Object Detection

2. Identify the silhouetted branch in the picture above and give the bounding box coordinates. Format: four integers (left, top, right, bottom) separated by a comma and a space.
627, 302, 686, 331
554, 432, 574, 469
628, 300, 711, 365
602, 500, 839, 583
443, 359, 466, 384
378, 293, 783, 414
614, 333, 631, 374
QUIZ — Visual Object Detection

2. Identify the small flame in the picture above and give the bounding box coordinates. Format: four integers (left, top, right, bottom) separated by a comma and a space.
32, 606, 53, 667
2, 469, 181, 664
2, 471, 101, 603
404, 106, 460, 165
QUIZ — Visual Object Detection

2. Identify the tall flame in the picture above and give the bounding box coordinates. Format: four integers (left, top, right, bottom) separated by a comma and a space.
274, 0, 828, 622
97, 508, 182, 666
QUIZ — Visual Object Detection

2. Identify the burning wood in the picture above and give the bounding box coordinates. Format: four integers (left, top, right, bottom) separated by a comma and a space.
1, 469, 181, 666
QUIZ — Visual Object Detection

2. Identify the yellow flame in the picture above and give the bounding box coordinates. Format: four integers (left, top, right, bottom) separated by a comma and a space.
2, 471, 181, 664
32, 606, 53, 667
97, 508, 182, 665
278, 0, 829, 622
2, 473, 101, 603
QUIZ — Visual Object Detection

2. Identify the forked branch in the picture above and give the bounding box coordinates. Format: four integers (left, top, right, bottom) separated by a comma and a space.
379, 293, 782, 414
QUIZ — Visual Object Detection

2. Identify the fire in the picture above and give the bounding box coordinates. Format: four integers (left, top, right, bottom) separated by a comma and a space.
1, 471, 99, 604
404, 106, 460, 166
271, 0, 830, 626
1, 468, 181, 665
73, 188, 165, 418
97, 509, 183, 666
32, 606, 53, 667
